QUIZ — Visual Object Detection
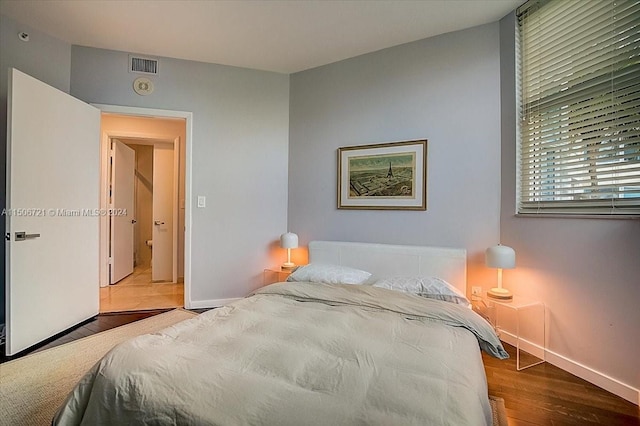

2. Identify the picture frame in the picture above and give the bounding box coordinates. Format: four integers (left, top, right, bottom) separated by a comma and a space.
337, 139, 427, 210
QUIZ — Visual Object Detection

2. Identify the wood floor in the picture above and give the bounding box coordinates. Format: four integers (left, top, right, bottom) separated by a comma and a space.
482, 346, 640, 425
100, 265, 184, 313
2, 311, 639, 425
0, 310, 166, 363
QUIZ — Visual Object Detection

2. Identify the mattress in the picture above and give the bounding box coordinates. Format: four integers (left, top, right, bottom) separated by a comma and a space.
53, 282, 508, 425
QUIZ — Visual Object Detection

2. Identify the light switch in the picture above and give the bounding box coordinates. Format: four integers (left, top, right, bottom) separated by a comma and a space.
197, 196, 206, 208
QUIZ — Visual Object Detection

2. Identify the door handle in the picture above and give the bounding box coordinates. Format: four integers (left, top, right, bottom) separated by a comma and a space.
15, 231, 41, 241
154, 221, 165, 225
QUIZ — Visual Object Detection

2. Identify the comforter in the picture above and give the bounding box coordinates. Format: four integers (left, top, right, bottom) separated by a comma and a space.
53, 282, 508, 426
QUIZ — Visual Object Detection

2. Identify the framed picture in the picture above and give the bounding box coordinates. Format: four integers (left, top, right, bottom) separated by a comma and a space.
337, 139, 427, 210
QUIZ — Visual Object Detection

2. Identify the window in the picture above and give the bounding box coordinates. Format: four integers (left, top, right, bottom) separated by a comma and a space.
517, 0, 640, 215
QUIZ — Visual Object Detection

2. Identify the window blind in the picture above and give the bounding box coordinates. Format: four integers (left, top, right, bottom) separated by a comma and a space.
517, 0, 640, 215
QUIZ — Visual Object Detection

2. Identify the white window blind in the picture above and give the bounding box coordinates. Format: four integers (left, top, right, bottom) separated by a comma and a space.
517, 0, 640, 215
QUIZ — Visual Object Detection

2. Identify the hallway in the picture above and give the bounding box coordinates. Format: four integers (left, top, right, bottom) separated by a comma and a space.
100, 266, 183, 313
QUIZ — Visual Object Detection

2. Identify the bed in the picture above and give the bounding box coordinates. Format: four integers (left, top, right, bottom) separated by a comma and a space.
53, 241, 507, 425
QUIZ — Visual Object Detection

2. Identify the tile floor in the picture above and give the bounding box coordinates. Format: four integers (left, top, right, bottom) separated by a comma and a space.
100, 265, 184, 313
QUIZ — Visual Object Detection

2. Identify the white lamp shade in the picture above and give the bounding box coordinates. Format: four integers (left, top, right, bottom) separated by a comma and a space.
485, 245, 516, 269
280, 232, 298, 249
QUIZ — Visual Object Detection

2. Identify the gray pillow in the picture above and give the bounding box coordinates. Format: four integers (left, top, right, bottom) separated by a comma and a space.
373, 276, 470, 307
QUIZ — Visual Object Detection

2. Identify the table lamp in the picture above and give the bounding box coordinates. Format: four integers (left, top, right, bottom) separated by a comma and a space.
486, 244, 515, 300
280, 232, 298, 270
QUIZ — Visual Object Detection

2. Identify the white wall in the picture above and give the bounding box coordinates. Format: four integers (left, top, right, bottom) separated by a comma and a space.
288, 23, 502, 286
499, 13, 640, 402
0, 14, 73, 325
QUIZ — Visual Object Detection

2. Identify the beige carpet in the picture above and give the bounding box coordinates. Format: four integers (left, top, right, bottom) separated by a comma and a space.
0, 308, 198, 426
489, 395, 509, 426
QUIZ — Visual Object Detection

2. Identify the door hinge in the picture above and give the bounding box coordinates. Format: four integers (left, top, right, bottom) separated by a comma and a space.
5, 233, 10, 241
108, 257, 113, 265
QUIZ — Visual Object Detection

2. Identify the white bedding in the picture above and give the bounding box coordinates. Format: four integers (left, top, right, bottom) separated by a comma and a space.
53, 282, 507, 426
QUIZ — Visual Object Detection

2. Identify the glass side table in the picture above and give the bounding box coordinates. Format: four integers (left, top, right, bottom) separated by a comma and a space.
484, 295, 545, 371
263, 268, 293, 285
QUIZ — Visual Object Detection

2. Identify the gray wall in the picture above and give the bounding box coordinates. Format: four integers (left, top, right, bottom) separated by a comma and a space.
0, 14, 73, 325
288, 23, 502, 284
1, 11, 289, 313
499, 13, 640, 391
289, 14, 639, 397
70, 46, 290, 301
3, 8, 637, 399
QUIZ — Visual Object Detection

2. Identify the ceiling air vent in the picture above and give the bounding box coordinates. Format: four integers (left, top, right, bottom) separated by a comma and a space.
129, 55, 158, 75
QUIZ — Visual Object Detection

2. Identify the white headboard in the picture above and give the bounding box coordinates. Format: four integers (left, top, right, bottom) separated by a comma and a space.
308, 241, 467, 294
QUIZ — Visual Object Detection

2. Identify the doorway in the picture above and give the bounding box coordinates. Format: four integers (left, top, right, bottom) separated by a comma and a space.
4, 70, 194, 355
98, 111, 188, 313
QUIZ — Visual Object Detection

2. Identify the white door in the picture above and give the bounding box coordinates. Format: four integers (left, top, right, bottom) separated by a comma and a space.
5, 69, 100, 355
152, 143, 174, 282
109, 140, 135, 284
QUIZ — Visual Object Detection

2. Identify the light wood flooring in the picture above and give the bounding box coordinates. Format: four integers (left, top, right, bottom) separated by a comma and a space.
100, 265, 183, 313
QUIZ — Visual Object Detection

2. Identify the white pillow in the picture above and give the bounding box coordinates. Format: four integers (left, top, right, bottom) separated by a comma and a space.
287, 263, 372, 285
373, 276, 470, 307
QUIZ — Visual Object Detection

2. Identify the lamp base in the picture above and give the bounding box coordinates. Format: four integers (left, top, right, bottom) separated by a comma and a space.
487, 287, 512, 300
281, 262, 296, 271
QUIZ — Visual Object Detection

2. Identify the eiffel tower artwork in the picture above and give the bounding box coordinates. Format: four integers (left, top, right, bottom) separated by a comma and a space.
386, 162, 393, 178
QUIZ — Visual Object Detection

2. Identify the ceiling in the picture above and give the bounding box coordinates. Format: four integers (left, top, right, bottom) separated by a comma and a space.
0, 0, 522, 74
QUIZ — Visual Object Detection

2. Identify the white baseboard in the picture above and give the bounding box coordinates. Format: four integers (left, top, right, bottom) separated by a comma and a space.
187, 298, 242, 309
498, 330, 544, 360
499, 331, 639, 406
544, 348, 640, 407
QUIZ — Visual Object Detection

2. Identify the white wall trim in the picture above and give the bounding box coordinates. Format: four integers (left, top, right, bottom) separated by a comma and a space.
189, 298, 242, 309
93, 104, 194, 309
545, 348, 640, 407
500, 332, 639, 406
498, 330, 545, 361
172, 136, 180, 284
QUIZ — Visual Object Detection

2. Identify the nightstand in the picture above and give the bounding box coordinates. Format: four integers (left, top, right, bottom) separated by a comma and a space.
263, 268, 293, 285
483, 295, 545, 371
